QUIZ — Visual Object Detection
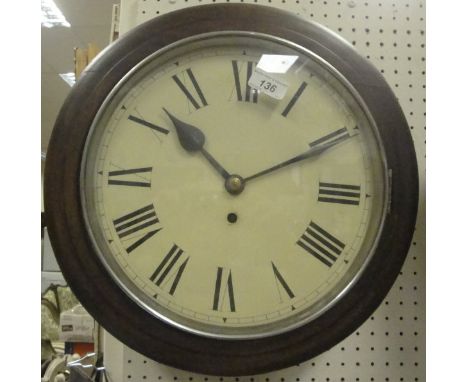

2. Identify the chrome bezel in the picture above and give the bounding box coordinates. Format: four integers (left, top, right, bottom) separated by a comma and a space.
80, 31, 389, 340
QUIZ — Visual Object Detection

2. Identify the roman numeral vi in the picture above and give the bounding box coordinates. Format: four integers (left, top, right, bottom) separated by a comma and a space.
212, 267, 236, 312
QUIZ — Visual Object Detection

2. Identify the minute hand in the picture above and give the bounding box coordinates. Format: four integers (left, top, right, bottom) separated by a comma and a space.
244, 134, 352, 183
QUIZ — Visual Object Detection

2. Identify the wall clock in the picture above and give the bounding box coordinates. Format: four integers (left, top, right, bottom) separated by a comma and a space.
44, 4, 418, 376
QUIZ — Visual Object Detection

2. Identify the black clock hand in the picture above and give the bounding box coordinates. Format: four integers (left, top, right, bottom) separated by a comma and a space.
162, 108, 231, 179
244, 133, 352, 183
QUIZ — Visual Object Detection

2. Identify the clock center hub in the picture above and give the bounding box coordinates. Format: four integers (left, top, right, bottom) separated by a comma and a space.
225, 174, 245, 195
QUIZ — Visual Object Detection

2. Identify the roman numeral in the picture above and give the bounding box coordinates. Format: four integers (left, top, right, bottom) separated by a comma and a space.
309, 127, 350, 149
128, 115, 169, 135
297, 221, 345, 267
281, 81, 307, 117
113, 204, 162, 253
150, 244, 189, 295
108, 167, 152, 188
271, 262, 295, 301
212, 267, 235, 312
318, 182, 361, 205
172, 68, 208, 110
232, 60, 258, 103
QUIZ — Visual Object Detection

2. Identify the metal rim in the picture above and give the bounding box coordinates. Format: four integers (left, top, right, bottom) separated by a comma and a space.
79, 30, 390, 340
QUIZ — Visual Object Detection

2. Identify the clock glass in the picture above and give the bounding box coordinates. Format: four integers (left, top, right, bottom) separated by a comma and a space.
81, 33, 387, 339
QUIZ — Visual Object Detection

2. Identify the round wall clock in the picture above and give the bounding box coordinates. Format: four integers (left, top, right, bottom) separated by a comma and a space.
44, 4, 418, 376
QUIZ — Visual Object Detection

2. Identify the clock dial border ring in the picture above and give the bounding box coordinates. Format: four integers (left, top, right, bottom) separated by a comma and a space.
44, 4, 418, 376
80, 30, 389, 340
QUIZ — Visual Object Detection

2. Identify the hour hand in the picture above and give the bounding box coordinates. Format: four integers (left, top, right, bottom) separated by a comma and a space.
163, 107, 205, 151
162, 108, 231, 179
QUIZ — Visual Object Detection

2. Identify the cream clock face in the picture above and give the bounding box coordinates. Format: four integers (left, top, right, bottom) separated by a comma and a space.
82, 34, 387, 338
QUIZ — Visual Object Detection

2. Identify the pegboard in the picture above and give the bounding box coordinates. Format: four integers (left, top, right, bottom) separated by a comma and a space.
104, 0, 426, 381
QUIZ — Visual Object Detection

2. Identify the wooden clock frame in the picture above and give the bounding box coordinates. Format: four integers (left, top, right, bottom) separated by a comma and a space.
44, 4, 418, 376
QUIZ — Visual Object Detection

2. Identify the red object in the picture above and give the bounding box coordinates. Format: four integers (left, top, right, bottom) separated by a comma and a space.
71, 342, 94, 356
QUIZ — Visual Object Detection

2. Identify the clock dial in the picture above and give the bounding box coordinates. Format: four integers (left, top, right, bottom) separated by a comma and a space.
82, 34, 387, 338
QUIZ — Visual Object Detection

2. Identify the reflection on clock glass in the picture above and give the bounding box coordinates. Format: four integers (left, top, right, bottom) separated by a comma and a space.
81, 33, 387, 338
